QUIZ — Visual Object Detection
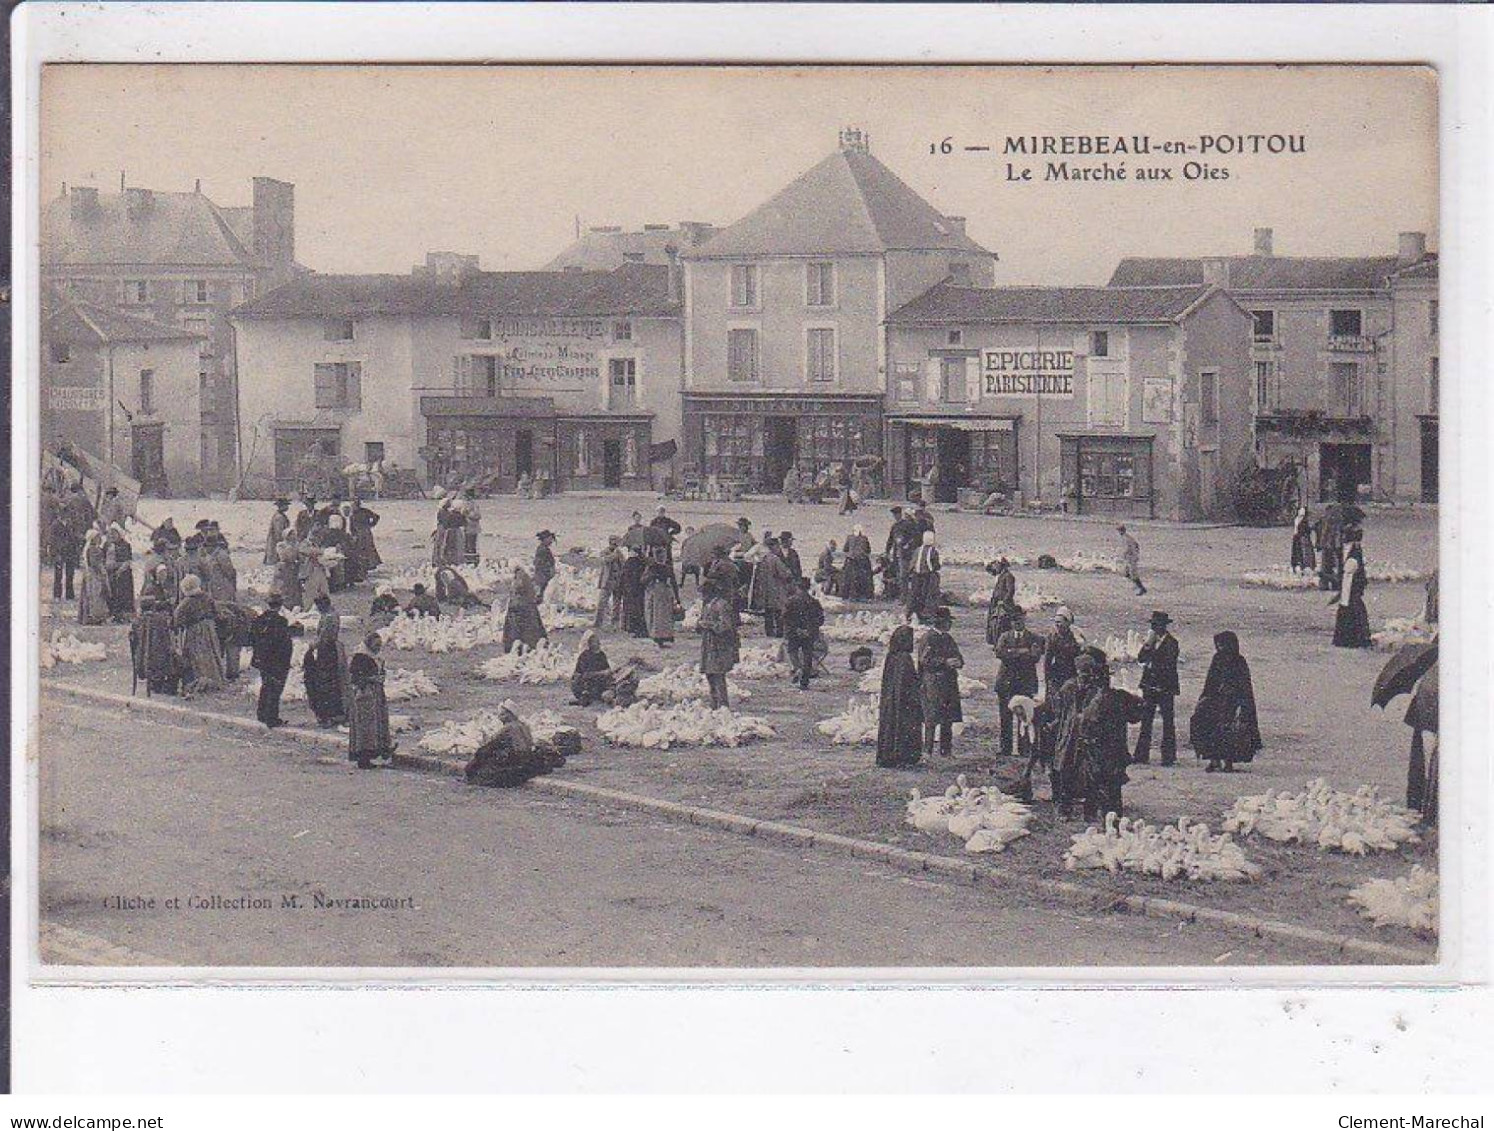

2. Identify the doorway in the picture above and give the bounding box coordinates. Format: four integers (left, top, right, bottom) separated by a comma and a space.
1320, 442, 1371, 503
131, 422, 166, 495
603, 439, 623, 488
763, 416, 798, 492
515, 430, 534, 479
934, 427, 970, 503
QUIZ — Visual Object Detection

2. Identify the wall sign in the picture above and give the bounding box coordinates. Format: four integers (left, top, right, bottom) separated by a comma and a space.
1142, 377, 1174, 424
982, 349, 1075, 398
48, 386, 106, 412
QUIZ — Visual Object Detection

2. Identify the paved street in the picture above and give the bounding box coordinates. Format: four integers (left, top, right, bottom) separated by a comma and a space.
39, 697, 1349, 967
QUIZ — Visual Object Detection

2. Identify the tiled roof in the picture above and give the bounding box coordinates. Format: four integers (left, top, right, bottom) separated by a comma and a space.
544, 224, 716, 271
687, 148, 989, 258
42, 188, 256, 269
234, 264, 678, 321
888, 283, 1216, 325
1392, 257, 1439, 282
45, 298, 205, 345
1107, 254, 1438, 292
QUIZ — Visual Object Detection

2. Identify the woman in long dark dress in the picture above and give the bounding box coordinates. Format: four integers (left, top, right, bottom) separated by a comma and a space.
1290, 506, 1316, 574
570, 630, 617, 706
303, 600, 349, 727
104, 525, 136, 622
347, 633, 393, 768
1189, 630, 1263, 772
875, 624, 924, 767
172, 574, 224, 694
618, 548, 648, 638
842, 526, 874, 601
500, 567, 548, 654
906, 531, 942, 622
1332, 535, 1372, 648
129, 597, 178, 695
643, 556, 676, 646
348, 499, 382, 576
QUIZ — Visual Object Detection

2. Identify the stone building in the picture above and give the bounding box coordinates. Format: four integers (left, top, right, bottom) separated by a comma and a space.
680, 130, 996, 492
231, 254, 682, 496
41, 178, 300, 492
885, 283, 1253, 520
1109, 228, 1438, 503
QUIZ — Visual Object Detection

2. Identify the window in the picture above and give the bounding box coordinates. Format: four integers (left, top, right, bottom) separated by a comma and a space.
1088, 370, 1127, 427
612, 320, 633, 342
730, 264, 758, 308
806, 262, 835, 307
122, 280, 149, 304
893, 363, 920, 404
1255, 360, 1275, 410
1430, 299, 1439, 337
1200, 370, 1219, 426
727, 329, 759, 382
365, 441, 386, 464
1089, 330, 1109, 357
1329, 309, 1362, 338
200, 373, 213, 423
460, 318, 493, 341
1430, 358, 1439, 413
947, 329, 963, 346
797, 415, 877, 482
139, 370, 154, 414
314, 362, 363, 411
609, 358, 637, 408
186, 280, 210, 304
1080, 451, 1139, 499
48, 340, 70, 364
324, 319, 356, 342
1329, 361, 1361, 416
1251, 310, 1275, 342
940, 356, 966, 403
806, 329, 836, 384
453, 355, 498, 396
182, 316, 211, 358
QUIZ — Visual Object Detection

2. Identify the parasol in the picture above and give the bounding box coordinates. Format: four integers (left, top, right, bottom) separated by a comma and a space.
1372, 640, 1438, 709
679, 523, 744, 569
622, 524, 670, 549
1403, 664, 1438, 733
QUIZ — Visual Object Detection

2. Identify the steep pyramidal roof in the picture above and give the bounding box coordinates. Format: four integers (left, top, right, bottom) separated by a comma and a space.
43, 188, 256, 269
688, 147, 989, 259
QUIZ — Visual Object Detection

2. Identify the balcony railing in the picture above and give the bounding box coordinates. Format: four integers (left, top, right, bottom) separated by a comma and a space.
1327, 334, 1376, 353
1254, 410, 1374, 438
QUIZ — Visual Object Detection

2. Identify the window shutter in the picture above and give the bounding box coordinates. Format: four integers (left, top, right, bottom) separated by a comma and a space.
314, 364, 333, 409
347, 363, 363, 411
964, 356, 980, 403
925, 359, 942, 403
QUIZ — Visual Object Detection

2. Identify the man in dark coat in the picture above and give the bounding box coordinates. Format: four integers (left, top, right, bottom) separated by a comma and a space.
1043, 606, 1083, 695
293, 497, 318, 542
1077, 660, 1145, 820
249, 594, 296, 727
703, 545, 739, 606
778, 532, 804, 584
650, 505, 683, 597
993, 607, 1043, 758
62, 484, 97, 540
985, 557, 1018, 647
782, 577, 825, 690
1134, 610, 1180, 765
917, 607, 964, 760
50, 504, 83, 600
533, 531, 557, 600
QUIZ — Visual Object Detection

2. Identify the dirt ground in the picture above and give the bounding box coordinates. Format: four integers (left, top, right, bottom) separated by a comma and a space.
37, 491, 1440, 959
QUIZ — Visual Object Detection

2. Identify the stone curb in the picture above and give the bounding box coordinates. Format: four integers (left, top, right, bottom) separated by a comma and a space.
45, 680, 1433, 966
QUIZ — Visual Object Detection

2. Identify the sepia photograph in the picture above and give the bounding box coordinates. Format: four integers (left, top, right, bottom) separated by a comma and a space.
29, 62, 1444, 972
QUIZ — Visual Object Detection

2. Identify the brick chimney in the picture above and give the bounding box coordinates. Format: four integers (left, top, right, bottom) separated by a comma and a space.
1253, 227, 1273, 256
947, 216, 967, 236
252, 176, 296, 286
1398, 231, 1428, 266
415, 251, 480, 284
69, 186, 99, 221
1201, 257, 1230, 288
839, 126, 870, 154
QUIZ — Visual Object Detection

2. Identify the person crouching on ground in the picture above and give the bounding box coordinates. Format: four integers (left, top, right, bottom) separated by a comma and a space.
782, 576, 826, 691
348, 632, 394, 770
464, 701, 534, 787
917, 606, 964, 760
435, 567, 488, 611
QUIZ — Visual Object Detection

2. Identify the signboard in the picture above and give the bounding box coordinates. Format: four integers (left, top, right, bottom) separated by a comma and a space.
48, 386, 106, 413
1142, 377, 1174, 424
982, 349, 1075, 398
477, 319, 608, 386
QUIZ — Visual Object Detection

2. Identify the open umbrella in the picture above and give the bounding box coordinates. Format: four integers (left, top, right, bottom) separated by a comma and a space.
680, 523, 744, 569
1372, 640, 1438, 709
622, 524, 669, 550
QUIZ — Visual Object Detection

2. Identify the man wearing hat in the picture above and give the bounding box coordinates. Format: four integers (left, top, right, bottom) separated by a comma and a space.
993, 606, 1044, 759
533, 530, 557, 600
265, 498, 292, 565
1134, 611, 1180, 765
917, 606, 965, 760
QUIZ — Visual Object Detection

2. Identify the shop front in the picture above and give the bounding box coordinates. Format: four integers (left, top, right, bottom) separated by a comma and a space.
1058, 433, 1156, 518
420, 394, 559, 493
885, 415, 1020, 503
556, 414, 654, 490
681, 393, 883, 494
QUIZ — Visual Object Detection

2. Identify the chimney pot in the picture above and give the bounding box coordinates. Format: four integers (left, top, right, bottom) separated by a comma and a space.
1253, 227, 1273, 256
1397, 231, 1428, 266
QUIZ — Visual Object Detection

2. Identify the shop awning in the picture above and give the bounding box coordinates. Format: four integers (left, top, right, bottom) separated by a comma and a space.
889, 415, 1020, 432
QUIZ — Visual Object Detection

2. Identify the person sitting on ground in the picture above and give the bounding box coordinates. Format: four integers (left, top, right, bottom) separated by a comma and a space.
569, 629, 642, 707
367, 592, 402, 631
435, 566, 489, 611
404, 582, 442, 619
464, 700, 548, 788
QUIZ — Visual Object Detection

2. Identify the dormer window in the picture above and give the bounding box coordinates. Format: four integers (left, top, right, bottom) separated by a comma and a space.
1089, 330, 1110, 358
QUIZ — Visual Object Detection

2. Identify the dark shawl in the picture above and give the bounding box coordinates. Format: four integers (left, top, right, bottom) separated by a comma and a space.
876, 625, 923, 767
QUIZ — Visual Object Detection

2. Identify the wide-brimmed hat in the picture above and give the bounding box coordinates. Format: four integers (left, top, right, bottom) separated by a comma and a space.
537, 530, 556, 541
1149, 610, 1172, 628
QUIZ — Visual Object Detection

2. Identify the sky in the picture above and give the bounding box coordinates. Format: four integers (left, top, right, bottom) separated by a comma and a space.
41, 64, 1438, 285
